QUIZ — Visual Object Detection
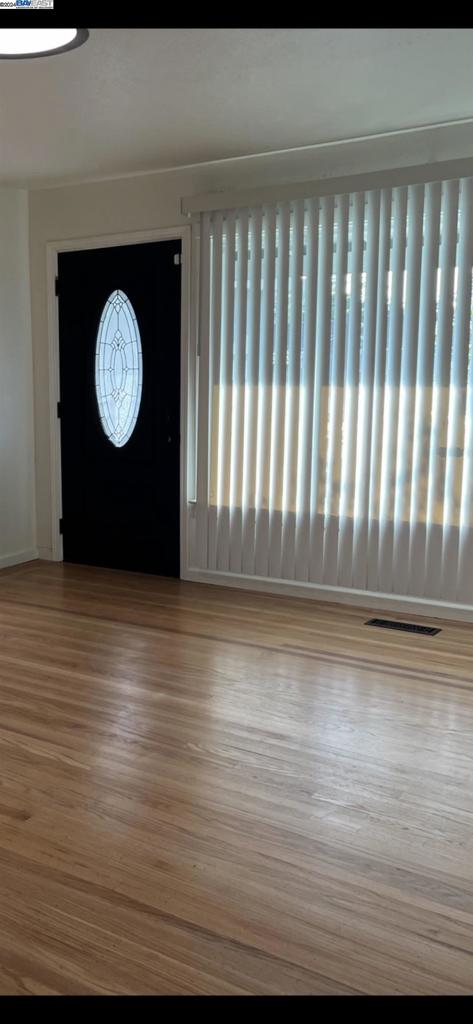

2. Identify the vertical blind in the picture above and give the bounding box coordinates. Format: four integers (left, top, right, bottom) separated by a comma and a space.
192, 176, 473, 605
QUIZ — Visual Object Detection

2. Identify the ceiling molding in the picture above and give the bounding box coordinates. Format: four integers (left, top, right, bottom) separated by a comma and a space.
24, 115, 473, 193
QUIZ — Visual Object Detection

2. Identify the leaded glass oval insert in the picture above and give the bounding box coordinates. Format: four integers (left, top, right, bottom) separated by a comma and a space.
95, 289, 143, 447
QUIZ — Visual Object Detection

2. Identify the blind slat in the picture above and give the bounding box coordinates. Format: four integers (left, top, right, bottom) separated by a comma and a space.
215, 211, 235, 571
268, 203, 290, 580
309, 196, 335, 583
407, 182, 442, 595
207, 213, 223, 571
391, 184, 424, 596
336, 191, 364, 588
366, 188, 392, 592
441, 177, 473, 599
241, 208, 263, 575
281, 198, 304, 580
254, 205, 277, 577
377, 186, 408, 593
424, 179, 460, 598
294, 199, 319, 581
228, 210, 249, 574
195, 213, 211, 569
351, 189, 381, 590
322, 193, 349, 585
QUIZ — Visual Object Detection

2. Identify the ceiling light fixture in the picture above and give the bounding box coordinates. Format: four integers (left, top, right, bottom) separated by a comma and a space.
0, 28, 89, 60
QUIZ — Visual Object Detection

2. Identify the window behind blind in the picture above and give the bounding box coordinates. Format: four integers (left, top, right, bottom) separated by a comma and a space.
191, 177, 473, 605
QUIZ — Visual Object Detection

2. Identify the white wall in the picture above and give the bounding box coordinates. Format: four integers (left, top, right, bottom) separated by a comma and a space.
28, 120, 473, 557
0, 188, 36, 568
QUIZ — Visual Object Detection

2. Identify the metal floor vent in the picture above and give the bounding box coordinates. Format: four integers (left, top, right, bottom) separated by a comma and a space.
365, 617, 441, 636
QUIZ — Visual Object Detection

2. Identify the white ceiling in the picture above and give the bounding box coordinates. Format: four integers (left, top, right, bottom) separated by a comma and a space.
1, 27, 473, 188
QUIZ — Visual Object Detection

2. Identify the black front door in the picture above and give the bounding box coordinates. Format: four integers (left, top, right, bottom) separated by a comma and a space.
57, 239, 181, 576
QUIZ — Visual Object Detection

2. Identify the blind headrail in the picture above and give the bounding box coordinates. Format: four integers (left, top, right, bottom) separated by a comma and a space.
181, 156, 473, 216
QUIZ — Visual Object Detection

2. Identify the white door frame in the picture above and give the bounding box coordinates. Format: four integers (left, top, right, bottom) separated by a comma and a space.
46, 224, 191, 571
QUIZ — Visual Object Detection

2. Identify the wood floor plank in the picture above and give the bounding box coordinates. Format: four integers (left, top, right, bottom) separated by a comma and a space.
0, 560, 472, 993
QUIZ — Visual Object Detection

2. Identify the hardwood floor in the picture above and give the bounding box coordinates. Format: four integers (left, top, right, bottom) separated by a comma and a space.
0, 560, 473, 995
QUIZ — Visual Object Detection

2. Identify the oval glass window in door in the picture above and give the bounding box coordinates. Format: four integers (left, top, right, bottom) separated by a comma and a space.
95, 289, 143, 447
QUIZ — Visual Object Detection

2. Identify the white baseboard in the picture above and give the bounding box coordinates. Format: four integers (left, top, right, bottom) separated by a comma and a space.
182, 567, 473, 624
2, 550, 467, 622
0, 548, 39, 570
38, 546, 55, 560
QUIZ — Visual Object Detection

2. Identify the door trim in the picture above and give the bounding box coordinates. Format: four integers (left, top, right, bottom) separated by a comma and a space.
47, 225, 191, 572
